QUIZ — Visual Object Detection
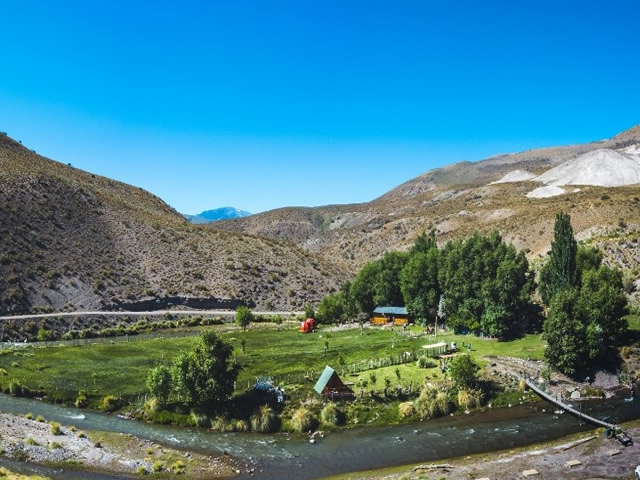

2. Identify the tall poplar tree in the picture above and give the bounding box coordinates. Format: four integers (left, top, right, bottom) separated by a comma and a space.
540, 212, 577, 305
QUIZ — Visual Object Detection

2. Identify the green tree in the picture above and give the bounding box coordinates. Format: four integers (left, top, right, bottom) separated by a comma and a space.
146, 365, 172, 406
171, 331, 240, 411
543, 288, 587, 376
540, 212, 577, 305
400, 248, 440, 324
316, 292, 345, 324
543, 265, 628, 376
350, 252, 409, 313
304, 303, 315, 318
448, 354, 479, 388
350, 261, 380, 313
438, 231, 531, 337
410, 230, 437, 255
235, 306, 253, 331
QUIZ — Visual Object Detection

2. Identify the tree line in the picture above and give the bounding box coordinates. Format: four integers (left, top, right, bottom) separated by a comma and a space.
316, 213, 629, 378
317, 230, 533, 339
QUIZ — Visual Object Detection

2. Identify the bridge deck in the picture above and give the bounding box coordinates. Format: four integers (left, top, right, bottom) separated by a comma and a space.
524, 378, 617, 430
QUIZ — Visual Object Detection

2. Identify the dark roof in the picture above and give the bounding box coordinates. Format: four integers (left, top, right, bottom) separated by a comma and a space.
314, 366, 335, 394
373, 306, 408, 315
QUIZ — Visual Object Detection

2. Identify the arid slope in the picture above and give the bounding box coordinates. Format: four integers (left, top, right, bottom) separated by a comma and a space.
214, 126, 640, 272
0, 134, 346, 314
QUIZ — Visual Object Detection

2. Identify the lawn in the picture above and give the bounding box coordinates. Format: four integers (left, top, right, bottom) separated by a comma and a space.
0, 324, 546, 404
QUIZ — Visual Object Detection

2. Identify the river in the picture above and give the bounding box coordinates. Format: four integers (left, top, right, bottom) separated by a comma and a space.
0, 393, 638, 479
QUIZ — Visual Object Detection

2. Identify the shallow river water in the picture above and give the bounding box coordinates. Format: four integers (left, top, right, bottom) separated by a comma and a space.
0, 393, 638, 479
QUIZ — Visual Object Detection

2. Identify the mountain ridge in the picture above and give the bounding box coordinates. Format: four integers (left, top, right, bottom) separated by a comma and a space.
0, 133, 346, 314
184, 207, 251, 224
213, 125, 640, 273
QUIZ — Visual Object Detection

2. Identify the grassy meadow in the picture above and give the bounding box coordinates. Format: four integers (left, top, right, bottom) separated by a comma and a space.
0, 323, 546, 404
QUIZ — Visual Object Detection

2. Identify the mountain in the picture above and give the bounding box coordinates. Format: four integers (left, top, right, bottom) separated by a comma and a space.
184, 207, 251, 224
0, 133, 346, 314
213, 125, 640, 273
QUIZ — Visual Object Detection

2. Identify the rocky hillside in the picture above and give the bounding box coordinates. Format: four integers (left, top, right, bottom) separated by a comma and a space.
0, 134, 346, 314
214, 125, 640, 273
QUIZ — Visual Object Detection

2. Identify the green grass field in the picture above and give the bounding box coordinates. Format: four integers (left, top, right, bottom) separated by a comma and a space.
0, 324, 547, 404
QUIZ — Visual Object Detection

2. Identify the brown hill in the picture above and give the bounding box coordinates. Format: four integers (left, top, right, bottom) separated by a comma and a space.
214, 126, 640, 273
0, 134, 347, 314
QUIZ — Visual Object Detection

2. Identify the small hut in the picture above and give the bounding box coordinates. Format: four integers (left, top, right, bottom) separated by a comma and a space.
313, 366, 354, 400
371, 306, 410, 326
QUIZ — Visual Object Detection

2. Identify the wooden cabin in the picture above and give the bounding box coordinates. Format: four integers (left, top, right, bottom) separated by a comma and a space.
370, 306, 410, 326
314, 366, 354, 400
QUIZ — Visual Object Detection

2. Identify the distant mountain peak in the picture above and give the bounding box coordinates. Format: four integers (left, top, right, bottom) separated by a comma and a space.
184, 206, 251, 224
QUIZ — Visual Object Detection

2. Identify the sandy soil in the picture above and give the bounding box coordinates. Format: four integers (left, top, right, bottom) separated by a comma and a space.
0, 413, 238, 478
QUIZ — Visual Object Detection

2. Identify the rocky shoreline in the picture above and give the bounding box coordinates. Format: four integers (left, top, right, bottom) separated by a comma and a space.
0, 413, 238, 478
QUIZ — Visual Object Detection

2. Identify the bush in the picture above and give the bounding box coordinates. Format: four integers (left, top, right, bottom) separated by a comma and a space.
417, 357, 437, 369
457, 388, 484, 409
137, 466, 147, 475
78, 432, 87, 439
50, 441, 63, 450
171, 460, 186, 474
100, 395, 123, 413
189, 410, 210, 428
250, 405, 279, 433
24, 412, 33, 420
415, 386, 451, 419
290, 407, 318, 432
152, 460, 165, 472
75, 391, 88, 408
26, 438, 38, 446
234, 419, 249, 432
399, 402, 415, 418
36, 415, 45, 423
50, 421, 62, 435
320, 403, 345, 426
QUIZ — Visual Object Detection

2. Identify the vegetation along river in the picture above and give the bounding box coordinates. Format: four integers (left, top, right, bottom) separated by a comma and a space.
0, 393, 638, 479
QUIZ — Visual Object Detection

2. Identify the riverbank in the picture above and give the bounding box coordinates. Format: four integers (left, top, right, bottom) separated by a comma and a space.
321, 422, 640, 480
0, 412, 239, 478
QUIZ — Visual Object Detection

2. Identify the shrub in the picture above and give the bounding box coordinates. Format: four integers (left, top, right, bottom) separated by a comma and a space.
320, 403, 345, 426
75, 391, 88, 408
171, 460, 186, 474
24, 412, 33, 420
78, 432, 87, 439
290, 407, 318, 432
458, 388, 484, 409
143, 397, 159, 417
189, 410, 210, 428
399, 402, 415, 418
0, 369, 7, 376
152, 460, 165, 472
69, 426, 77, 432
435, 391, 451, 415
234, 419, 249, 432
622, 346, 633, 359
36, 415, 45, 423
415, 386, 451, 419
50, 421, 62, 435
250, 405, 279, 433
417, 357, 437, 369
50, 441, 63, 450
137, 466, 147, 475
26, 438, 38, 446
100, 395, 122, 412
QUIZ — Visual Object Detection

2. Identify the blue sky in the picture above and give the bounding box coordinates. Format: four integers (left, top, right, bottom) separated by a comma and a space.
1, 1, 639, 214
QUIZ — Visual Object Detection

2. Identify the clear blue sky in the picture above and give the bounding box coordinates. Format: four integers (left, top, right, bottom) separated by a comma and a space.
1, 1, 639, 214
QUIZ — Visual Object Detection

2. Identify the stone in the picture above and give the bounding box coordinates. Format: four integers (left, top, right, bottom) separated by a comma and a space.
565, 460, 582, 467
522, 469, 539, 477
